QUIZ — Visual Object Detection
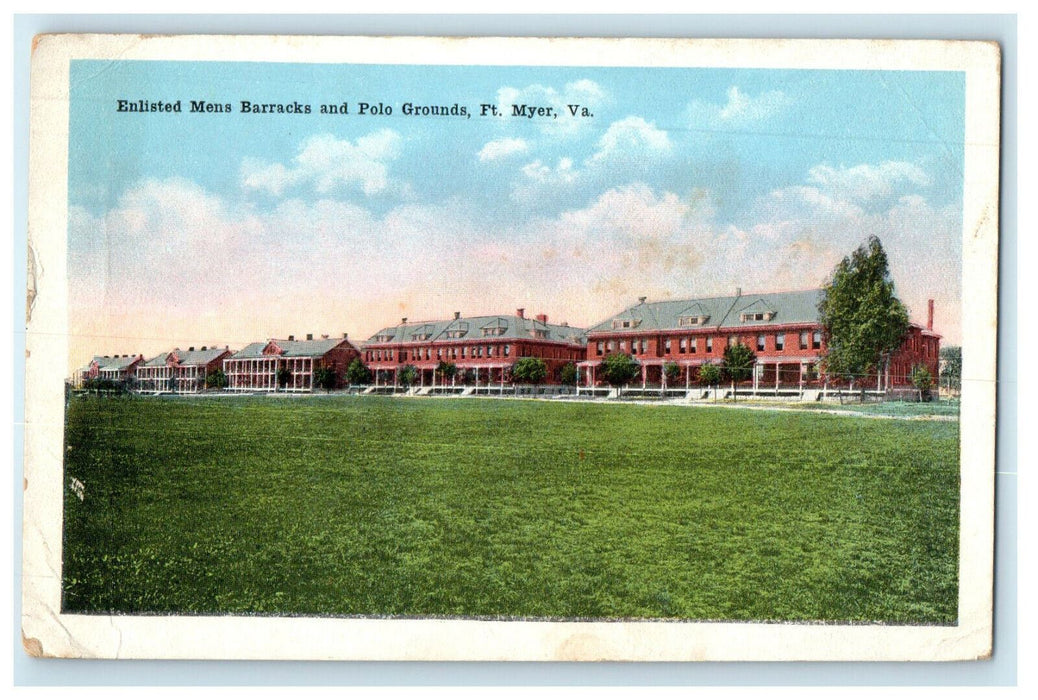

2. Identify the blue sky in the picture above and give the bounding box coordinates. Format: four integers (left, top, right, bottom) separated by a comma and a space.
67, 59, 965, 369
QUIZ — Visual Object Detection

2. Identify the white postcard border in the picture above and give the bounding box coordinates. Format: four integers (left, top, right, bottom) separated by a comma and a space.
23, 34, 1000, 662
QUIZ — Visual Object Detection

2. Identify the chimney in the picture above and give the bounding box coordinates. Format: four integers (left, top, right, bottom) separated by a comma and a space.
401, 317, 407, 325
201, 346, 207, 351
225, 345, 229, 350
306, 333, 313, 341
736, 287, 742, 297
342, 333, 348, 339
516, 308, 525, 319
454, 311, 461, 320
927, 299, 935, 331
321, 334, 329, 340
638, 296, 647, 305
536, 313, 548, 323
288, 335, 295, 341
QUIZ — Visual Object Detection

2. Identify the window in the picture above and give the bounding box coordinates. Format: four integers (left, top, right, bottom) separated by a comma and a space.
690, 338, 697, 354
757, 334, 766, 352
740, 311, 774, 322
461, 347, 467, 358
596, 341, 604, 356
678, 315, 709, 326
775, 334, 785, 351
437, 348, 442, 359
679, 338, 686, 353
728, 335, 738, 347
641, 339, 648, 354
812, 331, 822, 350
612, 318, 641, 329
631, 340, 638, 355
706, 337, 713, 353
665, 339, 672, 353
607, 340, 615, 352
799, 331, 808, 350
620, 341, 627, 352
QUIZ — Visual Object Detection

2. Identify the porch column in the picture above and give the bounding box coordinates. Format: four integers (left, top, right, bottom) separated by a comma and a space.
753, 362, 759, 392
685, 366, 690, 390
799, 362, 805, 392
641, 365, 646, 390
775, 362, 780, 390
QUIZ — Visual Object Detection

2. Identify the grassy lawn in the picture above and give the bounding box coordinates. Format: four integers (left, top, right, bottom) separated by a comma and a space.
61, 395, 959, 623
780, 398, 961, 418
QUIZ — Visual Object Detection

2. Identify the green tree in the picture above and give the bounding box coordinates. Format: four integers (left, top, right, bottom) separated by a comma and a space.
722, 342, 757, 402
663, 361, 681, 386
205, 369, 228, 390
559, 362, 578, 386
276, 367, 292, 390
512, 357, 548, 384
435, 360, 457, 387
939, 346, 961, 392
313, 367, 337, 392
911, 364, 934, 401
600, 353, 640, 389
398, 364, 418, 389
698, 363, 722, 401
345, 358, 371, 386
818, 236, 910, 388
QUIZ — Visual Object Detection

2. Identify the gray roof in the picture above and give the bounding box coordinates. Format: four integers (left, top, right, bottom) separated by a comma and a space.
91, 355, 141, 370
143, 347, 231, 367
228, 337, 353, 360
365, 313, 587, 347
587, 289, 825, 334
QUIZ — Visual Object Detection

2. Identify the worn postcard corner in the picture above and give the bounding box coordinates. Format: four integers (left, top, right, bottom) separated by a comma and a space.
23, 34, 999, 662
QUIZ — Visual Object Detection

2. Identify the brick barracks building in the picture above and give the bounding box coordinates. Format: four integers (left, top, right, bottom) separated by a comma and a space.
136, 346, 233, 394
362, 309, 586, 390
80, 353, 144, 386
579, 289, 940, 393
223, 334, 360, 392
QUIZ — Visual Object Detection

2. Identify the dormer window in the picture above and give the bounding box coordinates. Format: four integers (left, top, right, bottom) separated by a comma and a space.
375, 333, 395, 343
611, 318, 641, 330
740, 311, 775, 322
481, 326, 506, 337
678, 315, 709, 326
531, 329, 549, 339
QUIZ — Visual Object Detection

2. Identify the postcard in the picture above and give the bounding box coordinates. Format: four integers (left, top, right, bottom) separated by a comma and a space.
23, 34, 1000, 661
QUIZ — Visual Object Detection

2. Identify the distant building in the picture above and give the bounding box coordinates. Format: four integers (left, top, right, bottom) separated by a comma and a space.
136, 346, 233, 394
580, 289, 940, 391
362, 309, 586, 388
223, 334, 359, 392
81, 354, 144, 386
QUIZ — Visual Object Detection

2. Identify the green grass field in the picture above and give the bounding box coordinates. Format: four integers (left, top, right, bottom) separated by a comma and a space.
61, 395, 959, 623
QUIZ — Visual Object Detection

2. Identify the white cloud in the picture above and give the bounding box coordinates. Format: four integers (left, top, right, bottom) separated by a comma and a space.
689, 85, 792, 127
806, 161, 931, 206
241, 130, 402, 197
589, 116, 672, 164
509, 116, 673, 205
477, 137, 529, 162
